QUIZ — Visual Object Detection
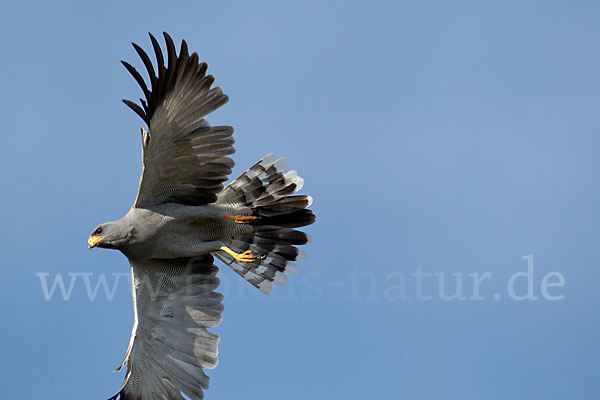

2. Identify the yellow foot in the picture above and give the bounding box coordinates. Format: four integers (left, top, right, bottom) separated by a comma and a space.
220, 246, 262, 263
224, 213, 257, 224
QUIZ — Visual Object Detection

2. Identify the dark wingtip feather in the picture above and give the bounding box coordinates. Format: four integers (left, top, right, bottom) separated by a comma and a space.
122, 32, 225, 125
149, 32, 166, 94
179, 39, 189, 57
131, 42, 157, 96
122, 99, 147, 122
121, 60, 151, 99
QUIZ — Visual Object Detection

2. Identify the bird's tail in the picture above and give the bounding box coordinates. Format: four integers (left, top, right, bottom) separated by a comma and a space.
214, 154, 315, 294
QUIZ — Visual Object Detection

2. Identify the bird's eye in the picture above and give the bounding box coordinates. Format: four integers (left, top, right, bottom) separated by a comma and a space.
94, 227, 103, 235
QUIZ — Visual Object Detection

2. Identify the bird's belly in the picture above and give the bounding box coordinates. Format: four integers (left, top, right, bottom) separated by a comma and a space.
124, 213, 236, 260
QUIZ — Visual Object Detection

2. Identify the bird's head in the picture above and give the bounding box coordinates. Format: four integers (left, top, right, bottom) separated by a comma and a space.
88, 220, 132, 249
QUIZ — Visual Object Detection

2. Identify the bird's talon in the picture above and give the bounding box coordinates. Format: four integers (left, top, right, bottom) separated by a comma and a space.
224, 214, 257, 224
237, 250, 261, 262
220, 246, 262, 263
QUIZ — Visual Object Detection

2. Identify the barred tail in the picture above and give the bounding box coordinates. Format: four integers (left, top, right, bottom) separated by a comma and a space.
214, 154, 315, 294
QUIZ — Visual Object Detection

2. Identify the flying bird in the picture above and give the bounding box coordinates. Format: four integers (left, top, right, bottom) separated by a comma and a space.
88, 32, 315, 400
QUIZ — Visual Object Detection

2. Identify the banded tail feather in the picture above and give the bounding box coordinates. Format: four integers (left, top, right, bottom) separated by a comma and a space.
214, 154, 315, 294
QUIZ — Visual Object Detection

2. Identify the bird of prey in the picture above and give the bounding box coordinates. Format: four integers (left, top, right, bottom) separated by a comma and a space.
88, 32, 315, 400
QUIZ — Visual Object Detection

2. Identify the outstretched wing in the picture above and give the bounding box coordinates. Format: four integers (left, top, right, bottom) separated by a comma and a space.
109, 255, 223, 400
123, 32, 235, 207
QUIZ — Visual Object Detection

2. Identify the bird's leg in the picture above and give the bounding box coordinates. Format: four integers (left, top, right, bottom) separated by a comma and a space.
224, 213, 257, 224
220, 246, 262, 263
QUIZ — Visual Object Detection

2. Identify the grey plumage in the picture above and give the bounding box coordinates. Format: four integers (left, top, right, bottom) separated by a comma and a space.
109, 256, 222, 400
214, 154, 314, 294
90, 32, 315, 400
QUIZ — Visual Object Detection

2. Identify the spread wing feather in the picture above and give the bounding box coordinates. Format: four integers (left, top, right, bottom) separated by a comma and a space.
108, 255, 223, 400
123, 32, 234, 207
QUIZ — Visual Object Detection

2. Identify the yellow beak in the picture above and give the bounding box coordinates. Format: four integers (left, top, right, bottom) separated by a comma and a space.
88, 235, 103, 249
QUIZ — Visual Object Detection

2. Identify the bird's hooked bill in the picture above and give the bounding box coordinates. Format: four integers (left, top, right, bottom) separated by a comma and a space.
88, 236, 103, 249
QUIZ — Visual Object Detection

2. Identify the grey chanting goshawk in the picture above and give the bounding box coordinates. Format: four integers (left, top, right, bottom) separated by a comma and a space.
88, 32, 315, 400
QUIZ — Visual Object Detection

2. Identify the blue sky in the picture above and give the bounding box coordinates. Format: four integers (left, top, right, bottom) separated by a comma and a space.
1, 1, 599, 399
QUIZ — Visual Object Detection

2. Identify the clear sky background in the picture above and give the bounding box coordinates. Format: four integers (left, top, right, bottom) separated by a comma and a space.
1, 1, 599, 399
